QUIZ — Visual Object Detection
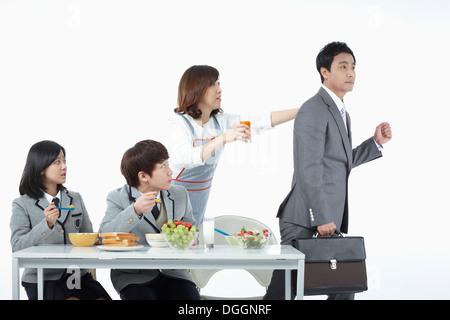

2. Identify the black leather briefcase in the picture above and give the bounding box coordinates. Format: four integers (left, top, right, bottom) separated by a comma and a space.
292, 233, 368, 296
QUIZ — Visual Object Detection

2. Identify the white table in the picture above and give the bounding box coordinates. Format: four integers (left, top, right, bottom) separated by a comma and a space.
12, 244, 304, 300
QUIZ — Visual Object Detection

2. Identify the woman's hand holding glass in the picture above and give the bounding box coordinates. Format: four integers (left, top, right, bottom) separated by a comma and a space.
224, 123, 251, 143
200, 122, 251, 163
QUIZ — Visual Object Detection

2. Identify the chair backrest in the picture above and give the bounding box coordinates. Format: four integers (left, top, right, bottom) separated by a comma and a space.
191, 215, 278, 289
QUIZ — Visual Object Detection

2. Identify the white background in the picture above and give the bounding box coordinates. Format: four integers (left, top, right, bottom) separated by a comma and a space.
1, 0, 449, 300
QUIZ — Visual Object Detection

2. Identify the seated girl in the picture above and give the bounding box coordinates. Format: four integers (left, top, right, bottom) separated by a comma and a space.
10, 140, 111, 300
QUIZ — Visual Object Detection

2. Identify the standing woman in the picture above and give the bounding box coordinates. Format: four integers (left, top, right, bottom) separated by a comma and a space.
168, 65, 298, 224
10, 140, 110, 300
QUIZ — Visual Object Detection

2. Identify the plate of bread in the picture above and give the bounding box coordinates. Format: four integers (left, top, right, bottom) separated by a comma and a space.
97, 232, 143, 251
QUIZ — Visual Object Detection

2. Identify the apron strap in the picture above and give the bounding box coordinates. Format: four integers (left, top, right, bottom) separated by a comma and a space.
211, 114, 221, 131
177, 114, 196, 138
177, 114, 222, 137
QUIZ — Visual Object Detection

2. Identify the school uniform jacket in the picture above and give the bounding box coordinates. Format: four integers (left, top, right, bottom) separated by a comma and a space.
99, 184, 196, 293
10, 190, 93, 283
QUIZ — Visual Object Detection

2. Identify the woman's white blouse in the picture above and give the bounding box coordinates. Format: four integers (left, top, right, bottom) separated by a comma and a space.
167, 112, 272, 178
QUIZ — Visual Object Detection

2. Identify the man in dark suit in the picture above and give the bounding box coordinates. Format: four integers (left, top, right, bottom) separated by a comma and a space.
264, 42, 392, 300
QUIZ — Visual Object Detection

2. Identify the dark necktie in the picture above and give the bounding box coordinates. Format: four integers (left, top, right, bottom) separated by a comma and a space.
151, 204, 160, 220
52, 197, 61, 217
52, 197, 60, 207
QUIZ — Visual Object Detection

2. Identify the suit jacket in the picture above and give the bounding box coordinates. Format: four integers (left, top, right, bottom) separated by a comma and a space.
277, 87, 382, 234
99, 184, 196, 293
10, 189, 93, 283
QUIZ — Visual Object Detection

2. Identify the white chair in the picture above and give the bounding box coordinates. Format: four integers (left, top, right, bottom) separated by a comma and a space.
190, 215, 278, 299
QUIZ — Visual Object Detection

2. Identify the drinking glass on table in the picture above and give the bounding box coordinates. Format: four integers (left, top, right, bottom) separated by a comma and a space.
239, 115, 251, 142
202, 217, 215, 249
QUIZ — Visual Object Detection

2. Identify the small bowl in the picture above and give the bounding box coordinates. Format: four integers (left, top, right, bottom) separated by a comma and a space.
163, 232, 198, 250
145, 233, 168, 248
235, 231, 271, 249
69, 233, 98, 247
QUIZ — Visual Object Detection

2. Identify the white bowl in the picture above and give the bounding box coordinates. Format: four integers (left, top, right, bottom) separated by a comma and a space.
145, 233, 168, 247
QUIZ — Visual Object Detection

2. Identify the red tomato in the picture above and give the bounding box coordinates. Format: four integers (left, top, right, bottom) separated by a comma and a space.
183, 222, 192, 230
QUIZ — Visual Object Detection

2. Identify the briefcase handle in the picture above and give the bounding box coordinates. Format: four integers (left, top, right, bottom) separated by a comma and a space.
313, 230, 345, 238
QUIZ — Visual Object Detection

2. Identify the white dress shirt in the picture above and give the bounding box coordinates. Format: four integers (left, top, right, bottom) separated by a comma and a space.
321, 84, 347, 131
44, 190, 61, 204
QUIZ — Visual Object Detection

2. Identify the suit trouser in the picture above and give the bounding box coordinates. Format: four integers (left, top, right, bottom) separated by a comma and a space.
262, 217, 355, 300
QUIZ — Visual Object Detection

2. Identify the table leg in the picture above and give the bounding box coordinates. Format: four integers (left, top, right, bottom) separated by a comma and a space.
12, 258, 19, 300
295, 259, 304, 300
285, 269, 291, 300
37, 268, 44, 300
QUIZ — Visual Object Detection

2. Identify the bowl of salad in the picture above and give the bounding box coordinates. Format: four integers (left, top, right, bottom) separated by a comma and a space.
227, 227, 271, 249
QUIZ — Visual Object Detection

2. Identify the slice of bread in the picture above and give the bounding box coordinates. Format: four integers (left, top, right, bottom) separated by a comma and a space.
100, 232, 139, 247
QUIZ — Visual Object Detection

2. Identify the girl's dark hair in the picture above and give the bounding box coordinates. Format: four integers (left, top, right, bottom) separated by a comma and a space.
316, 41, 356, 83
174, 65, 222, 119
120, 140, 169, 187
19, 140, 66, 199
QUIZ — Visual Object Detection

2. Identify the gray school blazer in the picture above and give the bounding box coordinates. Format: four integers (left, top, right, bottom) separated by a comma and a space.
277, 87, 382, 234
10, 189, 93, 283
99, 184, 197, 293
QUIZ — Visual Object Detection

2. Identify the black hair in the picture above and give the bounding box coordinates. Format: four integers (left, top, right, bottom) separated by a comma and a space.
316, 42, 356, 83
19, 140, 66, 199
120, 139, 169, 188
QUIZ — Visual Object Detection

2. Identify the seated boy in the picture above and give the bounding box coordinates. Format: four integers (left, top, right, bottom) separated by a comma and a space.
99, 139, 199, 300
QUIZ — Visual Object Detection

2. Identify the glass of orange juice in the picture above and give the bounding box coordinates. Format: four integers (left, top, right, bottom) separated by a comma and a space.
239, 115, 251, 142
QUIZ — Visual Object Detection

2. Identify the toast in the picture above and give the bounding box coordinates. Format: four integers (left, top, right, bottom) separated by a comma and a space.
100, 232, 140, 247
99, 232, 136, 238
103, 242, 139, 247
101, 236, 139, 241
